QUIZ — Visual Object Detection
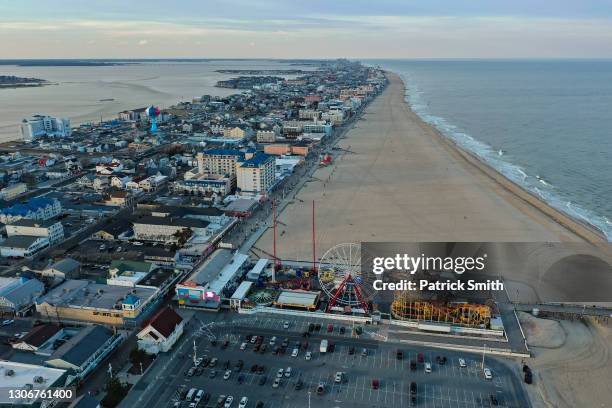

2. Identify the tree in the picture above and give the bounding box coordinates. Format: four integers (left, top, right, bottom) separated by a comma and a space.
101, 376, 129, 408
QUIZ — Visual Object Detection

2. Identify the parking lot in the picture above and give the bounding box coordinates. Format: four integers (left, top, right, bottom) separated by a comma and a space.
148, 314, 528, 408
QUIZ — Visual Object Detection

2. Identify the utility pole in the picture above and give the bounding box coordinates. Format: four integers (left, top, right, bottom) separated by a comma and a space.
193, 339, 197, 366
312, 200, 316, 273
481, 343, 486, 370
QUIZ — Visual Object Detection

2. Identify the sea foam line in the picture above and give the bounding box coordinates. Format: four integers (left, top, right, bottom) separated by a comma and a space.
398, 71, 611, 241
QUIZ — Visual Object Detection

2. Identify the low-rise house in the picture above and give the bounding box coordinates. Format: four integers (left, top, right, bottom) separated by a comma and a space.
0, 235, 49, 258
42, 258, 81, 279
11, 324, 62, 352
132, 216, 208, 243
105, 191, 134, 207
0, 276, 45, 313
138, 174, 168, 192
137, 306, 184, 354
6, 218, 64, 245
107, 260, 154, 287
0, 197, 62, 224
45, 325, 124, 380
0, 183, 27, 200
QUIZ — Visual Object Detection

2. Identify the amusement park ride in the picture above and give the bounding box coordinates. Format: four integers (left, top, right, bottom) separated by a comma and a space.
317, 243, 375, 314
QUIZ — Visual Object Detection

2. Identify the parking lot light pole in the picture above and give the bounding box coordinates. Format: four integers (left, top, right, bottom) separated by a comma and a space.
481, 343, 486, 370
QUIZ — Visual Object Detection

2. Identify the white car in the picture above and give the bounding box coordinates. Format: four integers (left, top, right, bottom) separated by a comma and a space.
240, 342, 247, 350
189, 403, 196, 408
276, 368, 284, 378
334, 372, 343, 383
458, 358, 466, 368
239, 396, 248, 408
273, 378, 281, 388
284, 367, 292, 377
1, 319, 14, 326
283, 321, 290, 329
425, 362, 432, 373
224, 369, 232, 380
291, 348, 299, 357
224, 395, 234, 408
269, 336, 277, 345
305, 351, 312, 361
484, 368, 493, 380
133, 241, 144, 246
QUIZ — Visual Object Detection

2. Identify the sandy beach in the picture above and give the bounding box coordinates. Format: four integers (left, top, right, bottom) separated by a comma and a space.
256, 72, 603, 262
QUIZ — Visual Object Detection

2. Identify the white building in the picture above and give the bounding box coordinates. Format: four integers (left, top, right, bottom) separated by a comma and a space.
138, 174, 168, 192
20, 115, 71, 141
172, 173, 233, 197
0, 183, 27, 201
256, 130, 278, 143
0, 236, 49, 258
137, 306, 184, 354
6, 219, 64, 245
236, 153, 275, 195
0, 277, 45, 312
132, 216, 209, 243
0, 197, 62, 224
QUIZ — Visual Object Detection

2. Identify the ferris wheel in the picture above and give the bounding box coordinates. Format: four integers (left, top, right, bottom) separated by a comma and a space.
317, 243, 376, 314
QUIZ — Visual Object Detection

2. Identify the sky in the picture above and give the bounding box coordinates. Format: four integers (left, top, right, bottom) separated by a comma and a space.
2, 0, 612, 59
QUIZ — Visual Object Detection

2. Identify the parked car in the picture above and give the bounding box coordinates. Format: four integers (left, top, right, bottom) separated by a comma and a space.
316, 382, 325, 394
239, 396, 248, 408
224, 395, 234, 408
334, 372, 344, 383
458, 358, 467, 368
259, 376, 266, 385
484, 368, 493, 380
223, 370, 232, 380
396, 350, 403, 360
425, 362, 432, 373
273, 378, 281, 388
276, 368, 284, 378
372, 379, 380, 390
410, 360, 417, 371
305, 351, 312, 361
284, 367, 292, 377
291, 348, 299, 357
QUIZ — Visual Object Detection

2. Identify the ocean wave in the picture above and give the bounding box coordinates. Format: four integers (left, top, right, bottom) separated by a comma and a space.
398, 71, 611, 241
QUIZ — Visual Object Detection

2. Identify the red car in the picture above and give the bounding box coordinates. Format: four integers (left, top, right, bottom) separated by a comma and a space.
372, 379, 380, 390
417, 352, 424, 363
327, 324, 334, 333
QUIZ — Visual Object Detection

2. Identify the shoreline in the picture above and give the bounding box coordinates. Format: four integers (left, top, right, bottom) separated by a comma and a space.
389, 72, 607, 244
256, 71, 606, 261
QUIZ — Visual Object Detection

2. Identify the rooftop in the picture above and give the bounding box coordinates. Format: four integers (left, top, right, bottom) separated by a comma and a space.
0, 360, 66, 390
47, 325, 113, 368
146, 306, 183, 338
37, 279, 157, 310
239, 153, 274, 168
0, 235, 44, 249
132, 215, 210, 229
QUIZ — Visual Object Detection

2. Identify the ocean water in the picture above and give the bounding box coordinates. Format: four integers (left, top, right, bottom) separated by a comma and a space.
373, 60, 612, 240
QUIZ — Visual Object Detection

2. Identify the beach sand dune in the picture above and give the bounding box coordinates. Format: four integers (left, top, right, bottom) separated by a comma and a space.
256, 73, 601, 262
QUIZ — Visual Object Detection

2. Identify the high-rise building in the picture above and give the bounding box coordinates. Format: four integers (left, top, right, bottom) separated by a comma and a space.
236, 153, 275, 195
196, 149, 246, 176
19, 115, 71, 141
